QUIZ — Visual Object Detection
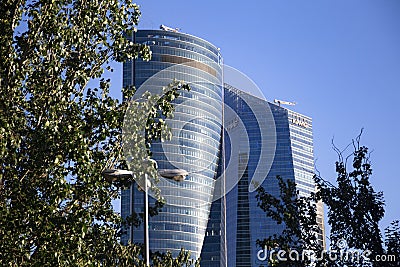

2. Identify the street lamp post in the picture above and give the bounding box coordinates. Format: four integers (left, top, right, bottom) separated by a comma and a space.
143, 172, 150, 267
102, 164, 188, 267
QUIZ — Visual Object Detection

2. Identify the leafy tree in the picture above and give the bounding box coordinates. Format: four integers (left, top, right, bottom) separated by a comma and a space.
151, 249, 200, 267
257, 134, 398, 267
256, 176, 324, 267
315, 138, 385, 266
384, 220, 400, 267
0, 0, 195, 266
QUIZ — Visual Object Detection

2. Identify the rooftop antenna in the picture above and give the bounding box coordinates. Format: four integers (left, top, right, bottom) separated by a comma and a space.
160, 24, 180, 33
274, 99, 296, 107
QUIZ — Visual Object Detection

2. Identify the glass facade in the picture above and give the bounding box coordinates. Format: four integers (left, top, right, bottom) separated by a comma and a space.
121, 29, 323, 267
200, 141, 226, 267
121, 30, 223, 261
223, 85, 322, 267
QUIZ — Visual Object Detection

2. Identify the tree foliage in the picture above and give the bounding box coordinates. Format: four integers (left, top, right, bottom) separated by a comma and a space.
151, 249, 200, 267
257, 134, 398, 267
0, 0, 194, 266
256, 176, 323, 267
315, 141, 385, 259
384, 220, 400, 267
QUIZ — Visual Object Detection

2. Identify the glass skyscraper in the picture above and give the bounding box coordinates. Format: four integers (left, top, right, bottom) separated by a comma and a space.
122, 29, 324, 267
222, 84, 323, 267
121, 29, 223, 260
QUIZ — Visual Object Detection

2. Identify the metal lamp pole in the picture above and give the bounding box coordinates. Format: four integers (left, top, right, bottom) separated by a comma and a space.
143, 173, 150, 267
102, 165, 188, 267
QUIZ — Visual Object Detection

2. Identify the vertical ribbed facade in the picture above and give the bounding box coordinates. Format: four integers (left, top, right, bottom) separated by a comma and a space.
199, 137, 226, 266
121, 30, 223, 260
223, 85, 323, 266
287, 109, 325, 248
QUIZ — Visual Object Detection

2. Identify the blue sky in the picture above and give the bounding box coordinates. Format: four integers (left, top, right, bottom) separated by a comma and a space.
111, 0, 399, 232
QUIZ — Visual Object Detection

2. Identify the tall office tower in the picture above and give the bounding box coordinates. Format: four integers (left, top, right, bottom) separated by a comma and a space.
200, 144, 227, 267
223, 84, 324, 267
121, 29, 223, 260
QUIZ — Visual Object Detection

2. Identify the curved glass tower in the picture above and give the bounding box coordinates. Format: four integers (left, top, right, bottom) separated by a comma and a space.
121, 29, 223, 260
